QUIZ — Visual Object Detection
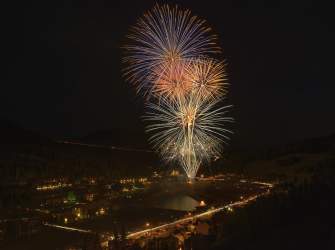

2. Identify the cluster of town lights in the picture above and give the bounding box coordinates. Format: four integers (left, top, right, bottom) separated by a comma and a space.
36, 182, 72, 191
119, 177, 148, 184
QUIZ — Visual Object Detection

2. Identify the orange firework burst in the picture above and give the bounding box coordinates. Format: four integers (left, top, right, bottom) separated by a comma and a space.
151, 59, 193, 100
151, 57, 227, 101
187, 58, 227, 100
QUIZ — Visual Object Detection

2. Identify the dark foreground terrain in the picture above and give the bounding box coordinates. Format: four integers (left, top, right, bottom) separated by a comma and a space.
1, 123, 335, 249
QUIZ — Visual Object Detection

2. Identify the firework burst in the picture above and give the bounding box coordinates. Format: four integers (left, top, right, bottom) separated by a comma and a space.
145, 94, 233, 179
187, 58, 228, 100
123, 4, 233, 179
123, 4, 220, 96
151, 59, 193, 101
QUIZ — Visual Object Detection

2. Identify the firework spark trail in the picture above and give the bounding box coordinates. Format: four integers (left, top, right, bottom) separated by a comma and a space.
123, 4, 233, 179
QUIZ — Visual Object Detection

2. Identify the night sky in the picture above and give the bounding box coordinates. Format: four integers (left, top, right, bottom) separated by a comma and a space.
2, 0, 335, 148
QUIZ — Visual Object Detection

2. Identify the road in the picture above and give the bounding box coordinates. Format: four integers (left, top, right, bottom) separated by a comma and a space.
126, 184, 272, 239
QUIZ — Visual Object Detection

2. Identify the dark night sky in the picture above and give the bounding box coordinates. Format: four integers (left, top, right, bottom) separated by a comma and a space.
2, 0, 335, 148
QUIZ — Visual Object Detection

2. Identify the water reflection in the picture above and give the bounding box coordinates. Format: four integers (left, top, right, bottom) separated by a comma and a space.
156, 195, 199, 211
